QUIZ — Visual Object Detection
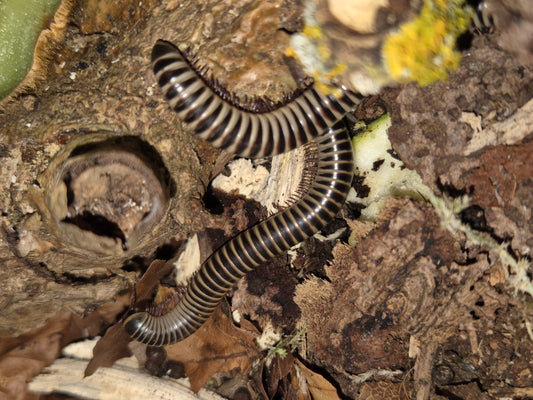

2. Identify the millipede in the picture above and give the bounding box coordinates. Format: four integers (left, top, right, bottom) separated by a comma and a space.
124, 39, 360, 346
470, 0, 495, 32
149, 40, 360, 158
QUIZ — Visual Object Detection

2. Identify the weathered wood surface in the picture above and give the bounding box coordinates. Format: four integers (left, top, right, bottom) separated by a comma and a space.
0, 0, 532, 399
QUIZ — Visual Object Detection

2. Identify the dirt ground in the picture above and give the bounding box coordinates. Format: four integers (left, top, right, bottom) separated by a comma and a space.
0, 0, 532, 399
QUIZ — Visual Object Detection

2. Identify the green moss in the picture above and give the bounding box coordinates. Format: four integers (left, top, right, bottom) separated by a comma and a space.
0, 0, 61, 99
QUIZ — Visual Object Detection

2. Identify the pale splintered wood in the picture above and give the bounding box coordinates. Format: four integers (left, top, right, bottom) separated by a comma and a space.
29, 340, 226, 400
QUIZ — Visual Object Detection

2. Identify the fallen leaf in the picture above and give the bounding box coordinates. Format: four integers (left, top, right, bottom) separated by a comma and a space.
165, 303, 261, 392
295, 360, 340, 400
0, 294, 130, 400
84, 258, 183, 377
132, 259, 177, 306
0, 314, 69, 400
84, 324, 132, 376
265, 353, 296, 398
290, 363, 311, 400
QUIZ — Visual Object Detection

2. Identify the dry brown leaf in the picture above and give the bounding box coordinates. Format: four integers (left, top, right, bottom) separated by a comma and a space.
272, 353, 296, 384
133, 259, 176, 305
291, 368, 311, 400
265, 353, 296, 398
295, 360, 340, 400
84, 258, 185, 377
84, 324, 132, 376
165, 304, 261, 392
62, 293, 130, 347
0, 294, 130, 400
0, 314, 69, 400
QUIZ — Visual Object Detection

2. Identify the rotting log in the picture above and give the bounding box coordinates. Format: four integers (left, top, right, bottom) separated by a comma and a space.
0, 1, 532, 399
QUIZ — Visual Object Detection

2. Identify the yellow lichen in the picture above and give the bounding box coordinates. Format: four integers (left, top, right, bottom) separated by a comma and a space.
382, 0, 471, 86
286, 15, 346, 96
302, 25, 323, 41
312, 63, 347, 96
284, 46, 297, 59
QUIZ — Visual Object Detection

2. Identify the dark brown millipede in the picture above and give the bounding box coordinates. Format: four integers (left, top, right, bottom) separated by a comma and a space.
124, 40, 359, 346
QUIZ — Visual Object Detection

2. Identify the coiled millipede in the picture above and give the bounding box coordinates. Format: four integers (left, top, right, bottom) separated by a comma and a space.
124, 40, 360, 346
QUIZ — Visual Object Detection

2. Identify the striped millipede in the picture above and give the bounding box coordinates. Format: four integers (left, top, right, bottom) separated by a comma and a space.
124, 40, 359, 346
470, 0, 495, 32
148, 40, 360, 158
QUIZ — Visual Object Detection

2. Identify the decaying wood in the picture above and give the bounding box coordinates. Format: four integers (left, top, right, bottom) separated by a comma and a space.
29, 340, 226, 400
0, 0, 532, 399
0, 0, 295, 335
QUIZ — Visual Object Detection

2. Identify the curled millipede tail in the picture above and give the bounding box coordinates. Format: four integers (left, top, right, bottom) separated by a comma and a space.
124, 121, 353, 346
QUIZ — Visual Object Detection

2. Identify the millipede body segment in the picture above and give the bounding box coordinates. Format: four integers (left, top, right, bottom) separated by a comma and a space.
150, 40, 360, 159
124, 39, 359, 346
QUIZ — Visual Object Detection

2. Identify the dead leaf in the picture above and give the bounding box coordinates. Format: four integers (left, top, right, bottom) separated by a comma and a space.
265, 353, 296, 398
0, 314, 69, 400
295, 360, 340, 400
0, 294, 130, 400
84, 258, 185, 377
291, 366, 311, 400
84, 324, 132, 376
132, 259, 176, 306
62, 293, 130, 347
165, 303, 261, 392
